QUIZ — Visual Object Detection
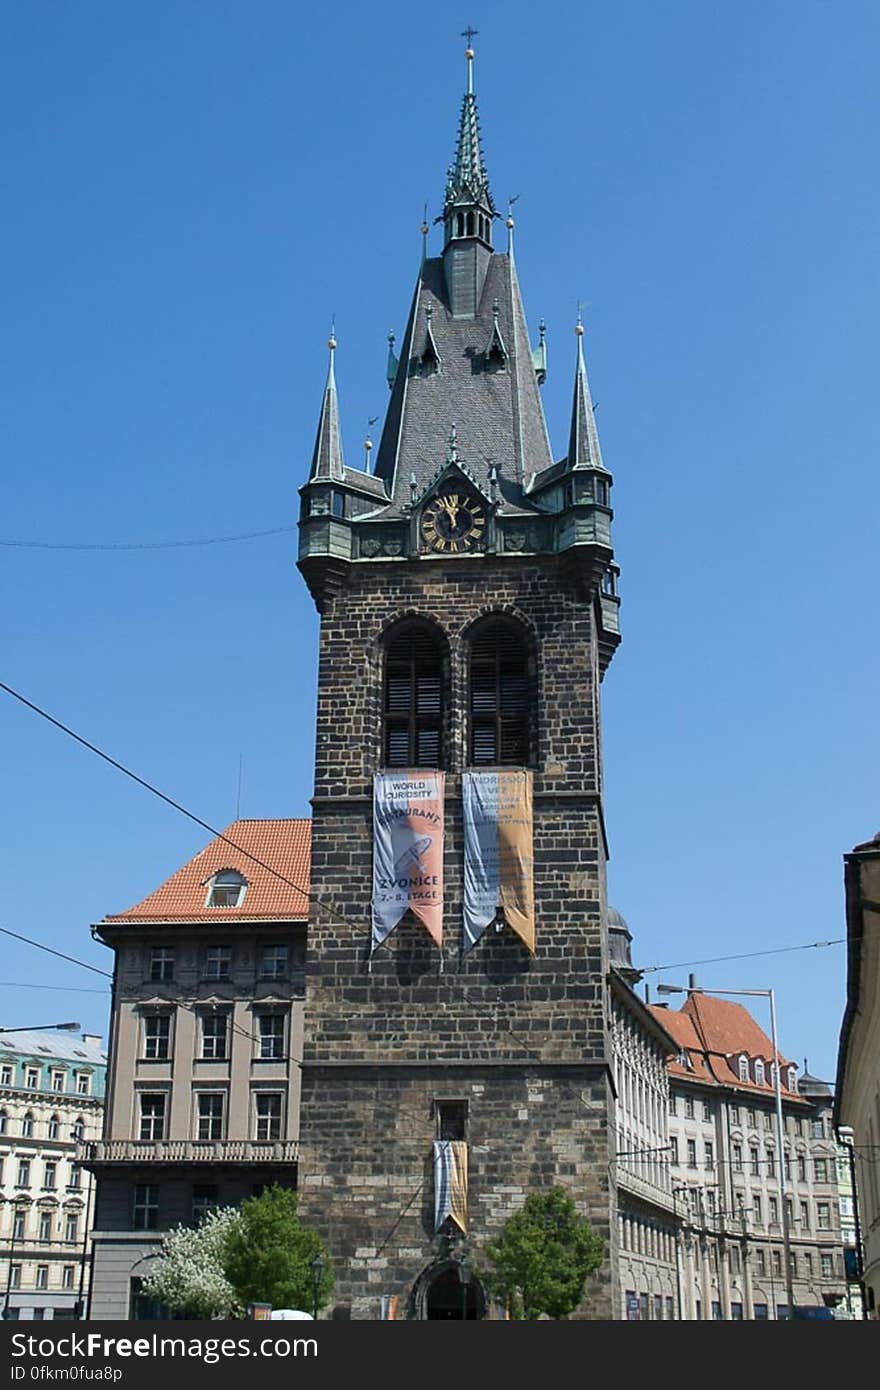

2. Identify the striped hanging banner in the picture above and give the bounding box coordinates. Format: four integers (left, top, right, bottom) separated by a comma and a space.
463, 769, 535, 953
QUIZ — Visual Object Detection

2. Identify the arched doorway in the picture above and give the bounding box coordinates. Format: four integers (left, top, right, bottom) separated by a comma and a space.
416, 1262, 487, 1320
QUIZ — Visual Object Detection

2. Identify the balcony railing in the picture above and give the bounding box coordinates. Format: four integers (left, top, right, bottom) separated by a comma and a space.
77, 1139, 298, 1165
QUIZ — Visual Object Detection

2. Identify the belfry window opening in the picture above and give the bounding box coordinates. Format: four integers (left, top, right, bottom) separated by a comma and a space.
382, 622, 446, 769
468, 619, 531, 766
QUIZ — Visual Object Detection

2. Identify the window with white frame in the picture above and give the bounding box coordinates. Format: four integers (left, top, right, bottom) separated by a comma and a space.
753, 1195, 762, 1224
51, 1070, 65, 1092
769, 1196, 778, 1225
22, 1111, 34, 1137
702, 1100, 712, 1122
814, 1158, 828, 1183
687, 1139, 697, 1168
670, 1137, 679, 1165
259, 944, 289, 980
62, 1266, 75, 1290
254, 1092, 283, 1141
205, 870, 248, 909
200, 1012, 229, 1060
1, 1064, 13, 1086
750, 1147, 760, 1176
820, 1252, 833, 1279
138, 1093, 166, 1142
817, 1201, 831, 1230
143, 1013, 172, 1060
65, 1214, 79, 1243
25, 1067, 39, 1088
36, 1265, 49, 1290
704, 1141, 714, 1170
738, 1055, 749, 1082
9, 1265, 21, 1289
766, 1148, 775, 1177
256, 1013, 285, 1061
47, 1114, 59, 1140
204, 946, 232, 981
132, 1183, 159, 1231
787, 1067, 797, 1092
150, 947, 175, 982
39, 1211, 52, 1242
75, 1072, 91, 1096
685, 1096, 695, 1119
754, 1059, 765, 1086
68, 1165, 82, 1191
13, 1210, 26, 1240
196, 1092, 225, 1142
733, 1143, 743, 1172
43, 1161, 57, 1189
800, 1201, 809, 1229
72, 1117, 85, 1143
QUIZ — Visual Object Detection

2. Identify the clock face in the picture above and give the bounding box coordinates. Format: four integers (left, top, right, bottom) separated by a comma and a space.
421, 491, 486, 553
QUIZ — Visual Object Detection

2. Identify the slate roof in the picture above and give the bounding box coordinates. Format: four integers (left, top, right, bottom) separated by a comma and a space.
102, 819, 311, 924
372, 252, 554, 514
0, 1031, 107, 1065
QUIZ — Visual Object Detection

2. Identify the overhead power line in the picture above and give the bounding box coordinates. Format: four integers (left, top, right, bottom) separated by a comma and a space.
641, 938, 846, 976
0, 526, 296, 552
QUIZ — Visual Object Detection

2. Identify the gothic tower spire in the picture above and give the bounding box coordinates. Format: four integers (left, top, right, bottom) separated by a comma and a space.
442, 33, 497, 316
568, 314, 604, 471
308, 326, 345, 481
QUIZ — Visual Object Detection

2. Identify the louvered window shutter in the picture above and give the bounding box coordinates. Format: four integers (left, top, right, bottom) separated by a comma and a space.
469, 621, 530, 765
383, 626, 444, 768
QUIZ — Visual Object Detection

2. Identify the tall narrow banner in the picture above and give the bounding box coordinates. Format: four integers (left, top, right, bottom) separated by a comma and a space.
433, 1140, 468, 1233
463, 769, 535, 954
372, 772, 445, 950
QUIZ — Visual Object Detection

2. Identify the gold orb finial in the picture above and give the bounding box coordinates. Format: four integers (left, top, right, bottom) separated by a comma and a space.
575, 323, 584, 337
328, 335, 337, 350
506, 215, 515, 229
465, 46, 474, 60
365, 436, 373, 451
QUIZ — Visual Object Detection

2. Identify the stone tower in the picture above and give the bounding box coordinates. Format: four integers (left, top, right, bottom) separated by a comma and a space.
296, 42, 621, 1320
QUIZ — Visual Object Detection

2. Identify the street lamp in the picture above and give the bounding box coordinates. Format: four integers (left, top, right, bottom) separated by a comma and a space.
0, 1023, 81, 1034
657, 984, 795, 1318
310, 1254, 324, 1321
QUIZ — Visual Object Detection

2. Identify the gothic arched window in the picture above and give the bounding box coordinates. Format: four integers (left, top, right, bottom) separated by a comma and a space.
382, 622, 445, 769
468, 619, 531, 766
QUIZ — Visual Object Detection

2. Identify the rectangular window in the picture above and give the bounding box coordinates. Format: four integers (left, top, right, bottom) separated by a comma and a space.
436, 1099, 468, 1141
814, 1158, 828, 1183
750, 1148, 760, 1176
764, 1111, 773, 1130
670, 1137, 679, 1166
731, 1246, 741, 1275
205, 946, 231, 981
730, 1105, 740, 1125
257, 1013, 285, 1061
68, 1165, 82, 1191
196, 1092, 225, 1142
138, 1093, 166, 1142
143, 1015, 171, 1060
39, 1211, 52, 1241
820, 1253, 833, 1279
13, 1211, 26, 1241
703, 1101, 712, 1122
62, 1266, 75, 1290
733, 1144, 743, 1172
811, 1119, 824, 1139
804, 1252, 813, 1277
76, 1073, 91, 1096
51, 1071, 65, 1092
665, 1296, 674, 1320
25, 1067, 39, 1088
687, 1139, 697, 1168
669, 1094, 677, 1116
17, 1159, 30, 1187
36, 1266, 49, 1290
150, 948, 175, 982
766, 1149, 775, 1177
798, 1155, 806, 1181
9, 1265, 21, 1290
0, 1064, 12, 1085
704, 1141, 714, 1169
132, 1183, 159, 1231
254, 1093, 283, 1141
753, 1195, 762, 1224
685, 1096, 695, 1119
65, 1214, 79, 1243
756, 1250, 766, 1276
731, 1302, 743, 1320
192, 1184, 219, 1226
769, 1197, 778, 1225
259, 945, 289, 980
200, 1013, 229, 1061
773, 1250, 782, 1276
817, 1202, 831, 1230
43, 1161, 57, 1189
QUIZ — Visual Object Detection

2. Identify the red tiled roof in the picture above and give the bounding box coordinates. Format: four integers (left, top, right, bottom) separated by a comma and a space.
648, 993, 801, 1099
103, 819, 311, 923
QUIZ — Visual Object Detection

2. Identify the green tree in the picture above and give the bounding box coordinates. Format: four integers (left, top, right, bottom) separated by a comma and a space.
140, 1207, 243, 1319
483, 1186, 604, 1319
222, 1185, 333, 1315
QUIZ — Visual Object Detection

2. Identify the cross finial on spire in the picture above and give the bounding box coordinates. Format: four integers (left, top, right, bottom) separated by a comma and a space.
461, 26, 478, 93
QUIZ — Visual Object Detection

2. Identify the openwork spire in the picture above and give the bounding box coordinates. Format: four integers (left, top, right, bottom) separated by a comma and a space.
442, 35, 496, 246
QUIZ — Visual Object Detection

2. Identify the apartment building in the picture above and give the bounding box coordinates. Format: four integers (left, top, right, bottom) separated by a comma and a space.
0, 1030, 105, 1320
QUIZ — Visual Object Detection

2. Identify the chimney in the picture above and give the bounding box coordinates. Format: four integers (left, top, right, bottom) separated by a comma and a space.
81, 1034, 102, 1047
688, 973, 698, 991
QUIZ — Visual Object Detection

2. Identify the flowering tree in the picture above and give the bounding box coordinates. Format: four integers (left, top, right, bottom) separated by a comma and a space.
140, 1206, 243, 1319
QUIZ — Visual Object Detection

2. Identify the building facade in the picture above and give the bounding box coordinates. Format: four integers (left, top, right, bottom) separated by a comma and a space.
653, 992, 848, 1319
0, 1031, 105, 1320
295, 41, 623, 1320
835, 830, 880, 1320
83, 819, 310, 1320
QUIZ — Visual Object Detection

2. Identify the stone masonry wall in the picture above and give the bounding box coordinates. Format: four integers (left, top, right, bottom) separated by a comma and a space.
298, 554, 617, 1317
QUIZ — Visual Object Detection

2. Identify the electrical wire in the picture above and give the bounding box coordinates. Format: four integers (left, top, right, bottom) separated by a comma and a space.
0, 981, 109, 995
641, 938, 846, 976
0, 526, 296, 552
0, 925, 112, 979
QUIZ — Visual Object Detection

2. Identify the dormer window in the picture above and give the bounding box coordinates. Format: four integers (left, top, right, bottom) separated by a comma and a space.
787, 1067, 797, 1093
738, 1055, 749, 1082
754, 1059, 765, 1086
205, 870, 248, 909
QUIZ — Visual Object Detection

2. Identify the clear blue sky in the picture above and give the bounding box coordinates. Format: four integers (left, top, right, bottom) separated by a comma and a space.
2, 2, 877, 1084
